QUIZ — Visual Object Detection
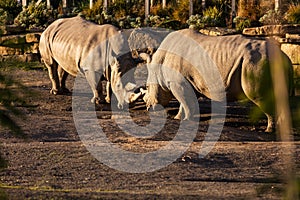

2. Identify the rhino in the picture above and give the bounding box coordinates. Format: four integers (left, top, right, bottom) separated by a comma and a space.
39, 16, 139, 108
141, 29, 293, 132
127, 27, 171, 57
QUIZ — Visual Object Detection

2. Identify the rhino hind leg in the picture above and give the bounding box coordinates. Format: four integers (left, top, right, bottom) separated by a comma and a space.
58, 66, 71, 94
45, 61, 61, 95
241, 83, 275, 132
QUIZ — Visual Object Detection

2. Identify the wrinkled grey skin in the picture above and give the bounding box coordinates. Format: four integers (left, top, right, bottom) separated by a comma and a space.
39, 16, 137, 107
143, 29, 293, 132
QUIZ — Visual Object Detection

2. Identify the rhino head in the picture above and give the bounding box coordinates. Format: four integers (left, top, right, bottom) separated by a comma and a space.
110, 55, 143, 109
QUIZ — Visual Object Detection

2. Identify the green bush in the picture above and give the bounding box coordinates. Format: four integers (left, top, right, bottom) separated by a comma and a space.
81, 0, 104, 24
0, 0, 22, 24
286, 3, 300, 24
233, 16, 251, 31
173, 0, 190, 23
187, 14, 204, 30
0, 8, 8, 26
202, 6, 224, 27
14, 1, 57, 29
259, 9, 286, 25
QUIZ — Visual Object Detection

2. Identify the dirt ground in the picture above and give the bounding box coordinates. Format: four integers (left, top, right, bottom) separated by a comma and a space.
0, 67, 299, 199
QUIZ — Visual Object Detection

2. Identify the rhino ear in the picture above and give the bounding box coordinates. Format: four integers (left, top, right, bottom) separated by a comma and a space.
125, 82, 136, 91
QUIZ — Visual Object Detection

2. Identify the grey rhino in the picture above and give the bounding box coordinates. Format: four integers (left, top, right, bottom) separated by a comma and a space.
39, 16, 138, 108
142, 29, 293, 132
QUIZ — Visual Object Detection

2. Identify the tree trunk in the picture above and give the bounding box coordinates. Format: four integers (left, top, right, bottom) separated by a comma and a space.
90, 0, 93, 9
46, 0, 51, 9
21, 0, 27, 7
189, 0, 193, 16
103, 0, 108, 12
231, 0, 236, 28
150, 0, 154, 7
145, 0, 150, 18
275, 0, 280, 11
62, 0, 67, 8
162, 0, 166, 8
202, 0, 205, 9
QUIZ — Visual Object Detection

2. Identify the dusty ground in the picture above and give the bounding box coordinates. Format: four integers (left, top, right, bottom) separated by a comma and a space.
0, 66, 299, 199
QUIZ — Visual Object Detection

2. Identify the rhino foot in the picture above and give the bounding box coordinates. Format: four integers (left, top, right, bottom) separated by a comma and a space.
105, 96, 111, 104
265, 126, 274, 133
91, 97, 106, 105
50, 89, 59, 95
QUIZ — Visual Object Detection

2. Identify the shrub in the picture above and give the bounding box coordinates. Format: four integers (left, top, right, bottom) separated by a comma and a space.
173, 0, 190, 23
238, 0, 261, 26
187, 14, 204, 30
233, 16, 251, 31
0, 0, 22, 24
202, 6, 224, 27
14, 1, 57, 29
151, 3, 174, 17
286, 3, 300, 24
259, 9, 286, 25
81, 0, 104, 24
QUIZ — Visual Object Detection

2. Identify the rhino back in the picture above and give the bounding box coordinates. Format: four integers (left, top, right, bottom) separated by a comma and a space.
152, 29, 269, 100
40, 16, 121, 76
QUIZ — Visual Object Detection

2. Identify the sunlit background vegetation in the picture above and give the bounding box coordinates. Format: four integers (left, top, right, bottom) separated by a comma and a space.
1, 0, 300, 32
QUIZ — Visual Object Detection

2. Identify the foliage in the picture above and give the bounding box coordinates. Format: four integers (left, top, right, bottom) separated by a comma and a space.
0, 72, 24, 137
233, 16, 251, 31
238, 0, 262, 27
205, 0, 231, 26
151, 4, 174, 17
14, 1, 58, 29
172, 0, 190, 23
202, 6, 224, 27
259, 10, 286, 25
286, 3, 300, 24
81, 0, 104, 24
187, 6, 227, 31
0, 8, 8, 35
0, 60, 39, 138
146, 15, 182, 29
0, 0, 22, 24
187, 14, 204, 30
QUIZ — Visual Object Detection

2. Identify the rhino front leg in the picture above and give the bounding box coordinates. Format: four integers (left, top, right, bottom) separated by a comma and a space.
46, 62, 60, 95
169, 82, 196, 120
105, 81, 111, 103
84, 70, 105, 104
58, 65, 70, 94
266, 113, 275, 133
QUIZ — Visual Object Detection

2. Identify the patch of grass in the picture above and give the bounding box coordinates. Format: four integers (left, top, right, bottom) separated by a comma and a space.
0, 189, 8, 200
0, 60, 45, 71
